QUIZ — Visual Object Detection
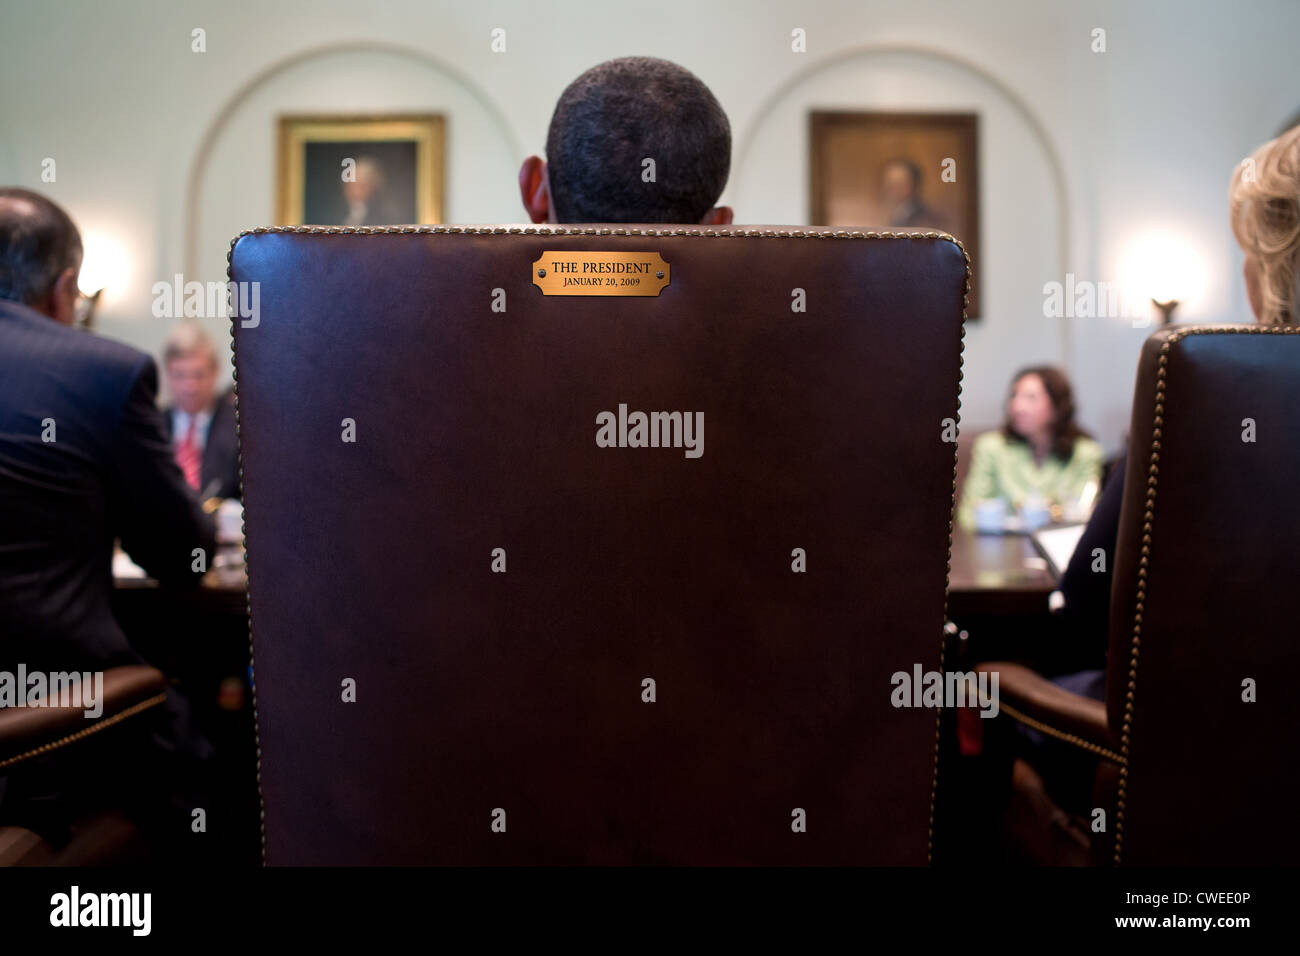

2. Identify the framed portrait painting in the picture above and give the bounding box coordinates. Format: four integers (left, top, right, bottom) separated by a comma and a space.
276, 114, 445, 227
810, 111, 981, 316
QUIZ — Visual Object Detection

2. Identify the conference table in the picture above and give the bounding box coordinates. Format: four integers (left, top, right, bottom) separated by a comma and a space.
948, 526, 1056, 618
112, 526, 1057, 659
114, 527, 1055, 616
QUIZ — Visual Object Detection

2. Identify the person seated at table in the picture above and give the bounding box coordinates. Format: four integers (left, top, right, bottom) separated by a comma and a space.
957, 366, 1104, 531
1057, 122, 1300, 676
1013, 124, 1300, 824
160, 321, 240, 501
0, 187, 217, 858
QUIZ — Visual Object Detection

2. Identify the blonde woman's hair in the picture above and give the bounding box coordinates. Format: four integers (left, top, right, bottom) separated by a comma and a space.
1230, 124, 1300, 325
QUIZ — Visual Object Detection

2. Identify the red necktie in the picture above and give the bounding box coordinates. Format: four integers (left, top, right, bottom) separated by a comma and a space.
176, 417, 201, 491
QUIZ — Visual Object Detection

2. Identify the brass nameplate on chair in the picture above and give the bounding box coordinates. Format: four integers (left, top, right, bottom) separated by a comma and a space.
531, 251, 670, 296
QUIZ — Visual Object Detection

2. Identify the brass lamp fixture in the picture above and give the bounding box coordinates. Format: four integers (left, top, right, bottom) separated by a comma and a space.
1152, 298, 1179, 325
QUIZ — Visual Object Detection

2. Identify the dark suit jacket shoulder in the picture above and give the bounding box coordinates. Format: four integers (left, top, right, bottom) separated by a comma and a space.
0, 300, 217, 670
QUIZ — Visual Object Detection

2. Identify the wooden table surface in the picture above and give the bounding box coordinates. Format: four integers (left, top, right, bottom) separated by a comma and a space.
947, 526, 1057, 619
115, 531, 1057, 615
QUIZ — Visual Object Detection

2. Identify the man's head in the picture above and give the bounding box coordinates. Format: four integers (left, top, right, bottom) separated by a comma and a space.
343, 156, 384, 206
882, 159, 923, 206
0, 187, 83, 324
519, 57, 733, 225
163, 321, 220, 415
1230, 123, 1300, 325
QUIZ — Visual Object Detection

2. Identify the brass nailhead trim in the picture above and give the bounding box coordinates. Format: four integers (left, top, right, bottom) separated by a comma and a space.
930, 238, 971, 865
226, 226, 971, 866
0, 693, 168, 770
997, 700, 1125, 765
1111, 323, 1300, 866
226, 225, 963, 241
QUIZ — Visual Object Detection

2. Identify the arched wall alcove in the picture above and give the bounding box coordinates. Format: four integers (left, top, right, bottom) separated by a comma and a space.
727, 45, 1071, 430
183, 40, 524, 320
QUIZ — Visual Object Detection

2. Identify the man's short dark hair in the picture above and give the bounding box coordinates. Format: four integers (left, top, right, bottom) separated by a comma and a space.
0, 187, 83, 306
545, 57, 731, 223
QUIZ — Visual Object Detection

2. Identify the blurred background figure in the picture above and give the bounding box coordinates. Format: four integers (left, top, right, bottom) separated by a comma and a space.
958, 366, 1104, 532
1232, 125, 1300, 326
1008, 126, 1300, 839
341, 155, 395, 226
1053, 123, 1300, 669
882, 157, 945, 229
160, 321, 240, 502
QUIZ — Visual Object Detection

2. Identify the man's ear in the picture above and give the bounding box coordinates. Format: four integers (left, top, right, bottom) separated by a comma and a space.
700, 206, 734, 226
518, 156, 552, 224
49, 267, 80, 325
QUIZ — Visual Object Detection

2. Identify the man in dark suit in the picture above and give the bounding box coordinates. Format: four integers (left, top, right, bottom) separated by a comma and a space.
0, 187, 217, 854
159, 321, 240, 501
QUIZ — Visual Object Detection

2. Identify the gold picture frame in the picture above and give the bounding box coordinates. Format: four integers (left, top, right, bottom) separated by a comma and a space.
810, 111, 981, 316
276, 114, 445, 226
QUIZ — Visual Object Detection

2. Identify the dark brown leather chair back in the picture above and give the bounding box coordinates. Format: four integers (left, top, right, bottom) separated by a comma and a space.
229, 225, 967, 864
1105, 325, 1300, 865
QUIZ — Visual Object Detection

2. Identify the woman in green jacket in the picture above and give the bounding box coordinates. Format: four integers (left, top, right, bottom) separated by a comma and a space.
957, 366, 1104, 531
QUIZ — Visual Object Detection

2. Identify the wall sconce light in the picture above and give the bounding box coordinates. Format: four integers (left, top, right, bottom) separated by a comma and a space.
1121, 230, 1205, 328
75, 231, 127, 331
